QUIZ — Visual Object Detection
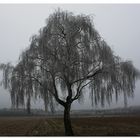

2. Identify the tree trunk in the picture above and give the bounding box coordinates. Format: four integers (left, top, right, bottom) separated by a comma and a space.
64, 104, 74, 136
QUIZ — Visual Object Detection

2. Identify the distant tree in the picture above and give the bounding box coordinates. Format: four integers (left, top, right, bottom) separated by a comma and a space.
0, 9, 140, 135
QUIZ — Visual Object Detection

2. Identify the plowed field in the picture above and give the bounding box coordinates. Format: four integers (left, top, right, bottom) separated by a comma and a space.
0, 116, 140, 136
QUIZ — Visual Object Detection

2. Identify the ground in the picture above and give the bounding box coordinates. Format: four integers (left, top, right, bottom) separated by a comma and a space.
0, 116, 140, 136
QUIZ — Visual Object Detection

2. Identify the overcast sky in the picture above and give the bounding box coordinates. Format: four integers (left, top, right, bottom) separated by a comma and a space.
0, 4, 140, 110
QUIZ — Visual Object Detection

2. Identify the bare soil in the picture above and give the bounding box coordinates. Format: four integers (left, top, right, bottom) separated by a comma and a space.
0, 116, 140, 136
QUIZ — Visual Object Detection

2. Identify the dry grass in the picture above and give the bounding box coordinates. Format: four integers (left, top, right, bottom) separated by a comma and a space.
0, 116, 140, 136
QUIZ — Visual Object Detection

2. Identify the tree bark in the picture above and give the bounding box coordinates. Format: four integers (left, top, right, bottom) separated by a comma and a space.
64, 103, 74, 136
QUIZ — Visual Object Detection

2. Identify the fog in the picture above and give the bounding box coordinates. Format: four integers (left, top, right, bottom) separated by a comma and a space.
0, 4, 140, 110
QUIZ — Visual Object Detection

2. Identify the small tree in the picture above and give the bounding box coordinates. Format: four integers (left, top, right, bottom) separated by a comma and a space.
0, 9, 139, 135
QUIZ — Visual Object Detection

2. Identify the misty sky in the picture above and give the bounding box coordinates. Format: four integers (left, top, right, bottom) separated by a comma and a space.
0, 4, 140, 110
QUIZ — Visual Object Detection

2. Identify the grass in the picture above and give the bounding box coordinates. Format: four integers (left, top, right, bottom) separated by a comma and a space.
0, 116, 140, 136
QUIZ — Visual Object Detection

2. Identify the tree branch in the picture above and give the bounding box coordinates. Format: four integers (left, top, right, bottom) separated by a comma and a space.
72, 80, 92, 102
33, 64, 54, 77
71, 68, 102, 85
52, 77, 66, 106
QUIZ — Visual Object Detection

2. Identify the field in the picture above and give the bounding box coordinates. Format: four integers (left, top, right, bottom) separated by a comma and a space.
0, 116, 140, 136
